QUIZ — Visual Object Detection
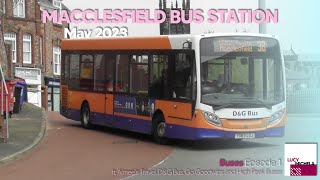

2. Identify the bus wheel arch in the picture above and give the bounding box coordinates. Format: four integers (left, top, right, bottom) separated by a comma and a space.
80, 101, 93, 129
152, 110, 169, 144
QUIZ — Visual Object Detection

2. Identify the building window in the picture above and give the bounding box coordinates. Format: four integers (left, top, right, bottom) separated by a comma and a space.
53, 0, 62, 8
52, 0, 62, 24
4, 32, 17, 63
53, 46, 61, 75
40, 37, 43, 65
53, 0, 62, 14
13, 0, 25, 18
23, 34, 32, 64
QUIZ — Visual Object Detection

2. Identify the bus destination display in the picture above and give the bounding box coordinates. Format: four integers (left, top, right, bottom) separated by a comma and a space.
214, 39, 267, 53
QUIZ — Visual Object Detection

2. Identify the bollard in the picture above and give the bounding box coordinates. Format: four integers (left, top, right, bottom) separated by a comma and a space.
2, 128, 7, 143
0, 115, 6, 143
0, 115, 3, 127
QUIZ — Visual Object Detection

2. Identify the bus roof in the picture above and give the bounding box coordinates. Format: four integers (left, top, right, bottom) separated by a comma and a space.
61, 33, 279, 51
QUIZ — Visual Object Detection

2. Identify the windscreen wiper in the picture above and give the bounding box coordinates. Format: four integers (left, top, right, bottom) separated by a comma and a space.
241, 97, 272, 110
212, 98, 271, 110
213, 103, 238, 110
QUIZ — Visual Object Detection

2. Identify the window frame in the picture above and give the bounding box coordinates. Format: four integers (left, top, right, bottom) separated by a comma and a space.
4, 32, 17, 63
23, 33, 32, 64
13, 0, 25, 18
53, 46, 61, 75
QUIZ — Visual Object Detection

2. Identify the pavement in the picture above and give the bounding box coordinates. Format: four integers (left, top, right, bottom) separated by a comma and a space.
0, 103, 46, 166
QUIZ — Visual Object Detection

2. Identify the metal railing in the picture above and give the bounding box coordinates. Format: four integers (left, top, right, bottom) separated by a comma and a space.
0, 63, 9, 141
287, 89, 320, 114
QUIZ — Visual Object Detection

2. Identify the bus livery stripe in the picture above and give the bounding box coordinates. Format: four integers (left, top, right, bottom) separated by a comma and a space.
61, 37, 172, 50
114, 112, 152, 121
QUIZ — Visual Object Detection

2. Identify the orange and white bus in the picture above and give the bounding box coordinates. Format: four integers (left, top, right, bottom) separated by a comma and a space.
60, 33, 286, 143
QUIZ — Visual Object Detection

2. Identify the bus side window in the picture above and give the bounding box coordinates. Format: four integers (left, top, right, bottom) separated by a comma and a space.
130, 55, 149, 95
69, 54, 80, 90
61, 54, 70, 85
80, 55, 94, 91
80, 55, 94, 80
115, 55, 130, 93
106, 55, 116, 92
93, 54, 106, 93
150, 55, 169, 99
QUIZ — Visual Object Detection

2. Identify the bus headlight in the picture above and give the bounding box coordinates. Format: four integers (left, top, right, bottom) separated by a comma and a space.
268, 109, 285, 125
202, 111, 221, 127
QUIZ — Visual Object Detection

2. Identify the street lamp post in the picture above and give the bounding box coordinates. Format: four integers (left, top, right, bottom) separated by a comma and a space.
259, 0, 267, 34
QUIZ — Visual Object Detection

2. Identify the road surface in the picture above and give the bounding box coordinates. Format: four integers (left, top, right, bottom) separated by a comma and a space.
129, 115, 320, 180
0, 112, 173, 180
0, 113, 318, 180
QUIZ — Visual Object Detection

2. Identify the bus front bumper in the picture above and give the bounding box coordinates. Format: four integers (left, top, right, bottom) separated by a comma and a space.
165, 125, 285, 140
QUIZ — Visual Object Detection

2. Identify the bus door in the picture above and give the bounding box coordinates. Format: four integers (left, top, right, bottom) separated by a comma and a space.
155, 51, 195, 121
170, 51, 195, 120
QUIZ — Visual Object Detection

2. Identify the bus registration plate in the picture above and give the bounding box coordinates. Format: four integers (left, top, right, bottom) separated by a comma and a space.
235, 133, 255, 139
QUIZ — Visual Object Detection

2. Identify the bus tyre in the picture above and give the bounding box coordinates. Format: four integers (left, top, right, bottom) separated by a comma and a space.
81, 103, 93, 129
152, 114, 169, 145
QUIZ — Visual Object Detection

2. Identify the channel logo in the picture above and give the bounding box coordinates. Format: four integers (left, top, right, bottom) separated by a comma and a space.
285, 143, 317, 176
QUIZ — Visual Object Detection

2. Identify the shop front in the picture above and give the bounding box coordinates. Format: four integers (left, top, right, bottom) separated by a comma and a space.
15, 67, 42, 108
45, 77, 60, 112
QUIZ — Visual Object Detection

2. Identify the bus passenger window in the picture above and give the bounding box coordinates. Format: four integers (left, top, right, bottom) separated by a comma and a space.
80, 55, 94, 79
130, 55, 149, 95
115, 55, 130, 93
93, 54, 105, 93
150, 55, 169, 99
106, 55, 116, 92
61, 54, 70, 85
80, 55, 94, 91
69, 54, 80, 90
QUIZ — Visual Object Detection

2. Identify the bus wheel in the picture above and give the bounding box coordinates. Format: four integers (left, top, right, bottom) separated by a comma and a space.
81, 103, 93, 129
152, 114, 169, 145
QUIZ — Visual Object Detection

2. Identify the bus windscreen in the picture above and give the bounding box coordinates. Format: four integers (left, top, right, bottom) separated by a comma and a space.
200, 37, 284, 109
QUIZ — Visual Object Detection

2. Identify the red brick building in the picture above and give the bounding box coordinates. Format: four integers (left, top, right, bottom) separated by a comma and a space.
0, 0, 69, 109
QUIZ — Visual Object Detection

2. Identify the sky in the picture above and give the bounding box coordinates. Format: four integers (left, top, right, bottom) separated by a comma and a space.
62, 0, 320, 54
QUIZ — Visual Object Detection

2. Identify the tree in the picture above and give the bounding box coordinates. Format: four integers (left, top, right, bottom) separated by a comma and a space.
0, 1, 20, 77
0, 2, 8, 76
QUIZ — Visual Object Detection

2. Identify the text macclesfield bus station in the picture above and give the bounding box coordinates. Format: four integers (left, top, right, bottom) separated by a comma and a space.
42, 8, 278, 24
